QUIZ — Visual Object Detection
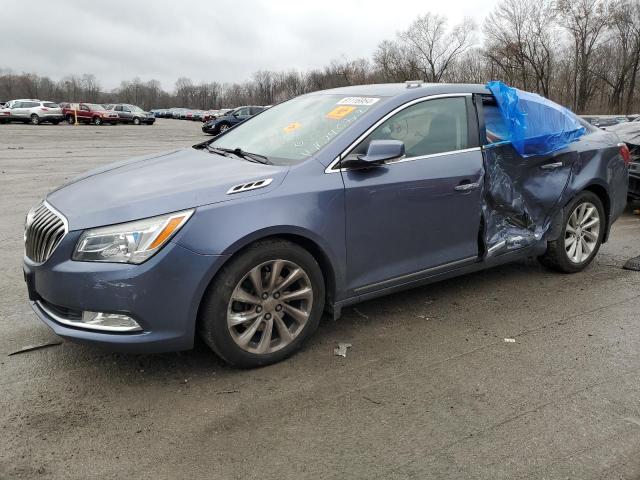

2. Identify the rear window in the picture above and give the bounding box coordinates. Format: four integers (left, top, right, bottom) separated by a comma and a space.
43, 103, 59, 108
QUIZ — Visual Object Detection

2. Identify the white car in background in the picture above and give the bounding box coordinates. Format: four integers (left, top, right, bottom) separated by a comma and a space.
7, 100, 64, 125
0, 102, 11, 124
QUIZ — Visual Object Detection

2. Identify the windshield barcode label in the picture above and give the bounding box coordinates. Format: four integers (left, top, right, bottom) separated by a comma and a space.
336, 97, 380, 106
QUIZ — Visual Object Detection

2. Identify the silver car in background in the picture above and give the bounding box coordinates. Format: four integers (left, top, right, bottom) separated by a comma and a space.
8, 100, 63, 125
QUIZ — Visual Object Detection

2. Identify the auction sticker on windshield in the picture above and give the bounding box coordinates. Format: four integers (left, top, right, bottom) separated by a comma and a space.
336, 97, 380, 106
326, 106, 356, 120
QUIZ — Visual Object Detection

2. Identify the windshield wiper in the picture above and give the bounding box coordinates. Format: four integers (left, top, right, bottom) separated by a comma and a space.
201, 144, 234, 157
218, 147, 272, 165
197, 143, 272, 164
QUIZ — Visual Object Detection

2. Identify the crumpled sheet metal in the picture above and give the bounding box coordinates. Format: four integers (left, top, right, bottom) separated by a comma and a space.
486, 81, 586, 157
481, 144, 574, 257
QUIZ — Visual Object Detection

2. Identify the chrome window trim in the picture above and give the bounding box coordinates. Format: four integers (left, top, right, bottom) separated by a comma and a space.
325, 93, 473, 173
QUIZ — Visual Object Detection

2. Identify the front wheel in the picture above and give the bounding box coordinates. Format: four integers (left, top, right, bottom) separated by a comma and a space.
93, 116, 102, 126
199, 239, 325, 368
539, 191, 605, 273
217, 123, 230, 134
133, 117, 141, 125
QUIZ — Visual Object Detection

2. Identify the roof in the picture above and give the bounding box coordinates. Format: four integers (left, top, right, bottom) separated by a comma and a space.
313, 82, 490, 99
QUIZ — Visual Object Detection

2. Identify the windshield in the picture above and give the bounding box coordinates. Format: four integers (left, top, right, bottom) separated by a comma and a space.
87, 104, 105, 111
211, 94, 383, 163
129, 105, 144, 112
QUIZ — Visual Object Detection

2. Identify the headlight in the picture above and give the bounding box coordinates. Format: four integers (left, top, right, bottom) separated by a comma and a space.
73, 209, 193, 264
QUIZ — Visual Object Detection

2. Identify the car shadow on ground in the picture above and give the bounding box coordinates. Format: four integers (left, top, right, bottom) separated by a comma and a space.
27, 257, 556, 382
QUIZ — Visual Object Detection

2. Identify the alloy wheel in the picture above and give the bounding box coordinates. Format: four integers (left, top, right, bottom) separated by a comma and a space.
564, 201, 600, 264
227, 259, 313, 355
30, 114, 39, 125
219, 124, 229, 133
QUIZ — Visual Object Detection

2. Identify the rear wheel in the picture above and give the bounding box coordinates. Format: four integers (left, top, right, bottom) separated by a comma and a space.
93, 116, 102, 126
52, 120, 60, 125
199, 239, 325, 368
30, 114, 40, 125
539, 191, 605, 273
66, 115, 74, 125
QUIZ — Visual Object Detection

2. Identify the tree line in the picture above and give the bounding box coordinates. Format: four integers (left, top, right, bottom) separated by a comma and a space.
1, 0, 639, 114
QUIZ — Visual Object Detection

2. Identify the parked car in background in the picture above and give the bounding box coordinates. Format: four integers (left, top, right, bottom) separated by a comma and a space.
106, 104, 156, 125
61, 103, 120, 125
6, 100, 63, 125
202, 106, 266, 135
22, 82, 628, 367
581, 115, 630, 129
0, 103, 11, 123
604, 119, 640, 202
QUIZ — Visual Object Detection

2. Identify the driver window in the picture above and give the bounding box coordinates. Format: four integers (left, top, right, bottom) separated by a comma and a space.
350, 97, 469, 159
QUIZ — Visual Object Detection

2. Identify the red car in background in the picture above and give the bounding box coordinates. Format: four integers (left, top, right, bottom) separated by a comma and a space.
60, 103, 119, 125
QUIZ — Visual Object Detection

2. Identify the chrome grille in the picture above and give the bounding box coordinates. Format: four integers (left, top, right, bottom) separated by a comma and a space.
25, 203, 67, 263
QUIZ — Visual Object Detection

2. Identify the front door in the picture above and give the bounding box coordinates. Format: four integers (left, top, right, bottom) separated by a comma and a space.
341, 96, 484, 293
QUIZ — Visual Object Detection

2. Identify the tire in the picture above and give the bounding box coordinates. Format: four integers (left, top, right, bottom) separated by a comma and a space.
539, 191, 605, 273
92, 116, 102, 126
199, 239, 325, 368
66, 115, 74, 125
30, 114, 40, 125
52, 120, 60, 125
133, 117, 141, 125
217, 123, 230, 134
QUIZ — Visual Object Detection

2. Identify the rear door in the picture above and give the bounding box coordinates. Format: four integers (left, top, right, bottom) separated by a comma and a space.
477, 95, 576, 253
341, 95, 484, 293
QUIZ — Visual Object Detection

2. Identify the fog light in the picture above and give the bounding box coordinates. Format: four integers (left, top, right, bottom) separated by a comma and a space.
81, 311, 142, 332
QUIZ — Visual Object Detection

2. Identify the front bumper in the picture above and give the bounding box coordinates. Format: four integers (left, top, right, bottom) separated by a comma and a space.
23, 230, 227, 353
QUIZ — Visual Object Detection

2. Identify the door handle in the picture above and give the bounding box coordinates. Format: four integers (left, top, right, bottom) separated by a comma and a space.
540, 161, 563, 170
454, 182, 480, 192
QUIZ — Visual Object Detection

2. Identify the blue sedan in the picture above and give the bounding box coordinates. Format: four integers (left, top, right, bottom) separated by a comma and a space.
23, 82, 629, 367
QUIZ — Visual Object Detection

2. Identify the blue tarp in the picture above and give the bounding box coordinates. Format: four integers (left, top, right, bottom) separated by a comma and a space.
486, 81, 586, 157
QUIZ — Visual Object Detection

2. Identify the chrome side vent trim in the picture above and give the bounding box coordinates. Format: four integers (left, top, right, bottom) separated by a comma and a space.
24, 201, 68, 264
227, 178, 273, 195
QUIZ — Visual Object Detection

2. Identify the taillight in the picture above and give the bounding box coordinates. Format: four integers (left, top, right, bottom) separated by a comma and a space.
619, 143, 631, 167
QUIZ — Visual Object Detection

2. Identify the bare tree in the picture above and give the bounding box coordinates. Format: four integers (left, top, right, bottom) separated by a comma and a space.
556, 0, 612, 112
398, 13, 477, 82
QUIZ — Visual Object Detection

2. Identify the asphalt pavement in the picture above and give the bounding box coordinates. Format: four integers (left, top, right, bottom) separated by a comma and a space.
1, 119, 640, 479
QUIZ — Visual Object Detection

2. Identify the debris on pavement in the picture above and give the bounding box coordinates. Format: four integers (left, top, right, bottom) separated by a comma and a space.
623, 255, 640, 271
8, 341, 63, 356
333, 343, 352, 357
504, 338, 516, 343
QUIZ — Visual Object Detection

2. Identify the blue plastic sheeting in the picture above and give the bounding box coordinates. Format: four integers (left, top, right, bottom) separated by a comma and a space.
486, 81, 586, 157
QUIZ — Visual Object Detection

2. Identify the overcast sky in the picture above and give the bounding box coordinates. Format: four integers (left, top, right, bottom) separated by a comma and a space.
3, 0, 497, 91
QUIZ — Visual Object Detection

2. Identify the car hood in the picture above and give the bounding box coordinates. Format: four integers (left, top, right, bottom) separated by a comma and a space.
46, 148, 288, 230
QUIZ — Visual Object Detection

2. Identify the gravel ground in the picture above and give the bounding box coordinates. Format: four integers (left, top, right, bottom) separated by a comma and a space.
1, 119, 640, 480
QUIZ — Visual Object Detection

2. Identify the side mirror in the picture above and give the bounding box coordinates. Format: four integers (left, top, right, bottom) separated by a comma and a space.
342, 139, 405, 169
